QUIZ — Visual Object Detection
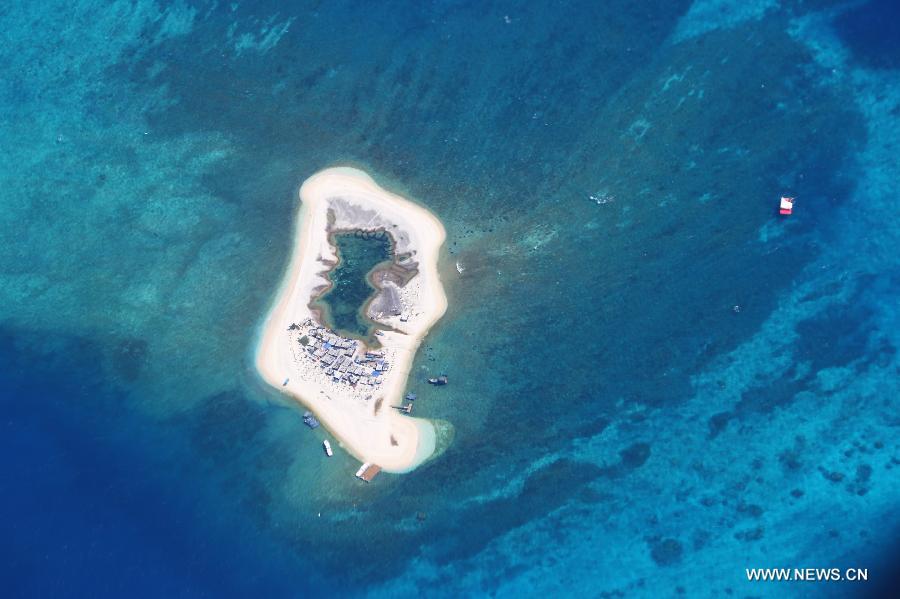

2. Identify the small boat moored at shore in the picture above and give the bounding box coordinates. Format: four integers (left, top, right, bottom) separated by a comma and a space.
427, 374, 448, 386
303, 411, 320, 429
323, 440, 333, 457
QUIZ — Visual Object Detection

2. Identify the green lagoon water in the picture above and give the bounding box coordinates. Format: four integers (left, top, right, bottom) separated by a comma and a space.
314, 233, 393, 339
2, 1, 900, 598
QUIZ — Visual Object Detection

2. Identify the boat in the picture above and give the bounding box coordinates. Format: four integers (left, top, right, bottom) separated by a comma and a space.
779, 196, 794, 215
282, 377, 289, 386
456, 261, 465, 274
355, 462, 381, 482
405, 393, 417, 401
427, 374, 448, 386
323, 440, 333, 457
302, 411, 320, 429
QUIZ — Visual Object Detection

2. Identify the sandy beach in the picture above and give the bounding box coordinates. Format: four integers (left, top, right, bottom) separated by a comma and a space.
255, 167, 447, 473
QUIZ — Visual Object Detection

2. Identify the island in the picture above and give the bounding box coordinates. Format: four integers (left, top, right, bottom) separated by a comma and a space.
255, 167, 448, 473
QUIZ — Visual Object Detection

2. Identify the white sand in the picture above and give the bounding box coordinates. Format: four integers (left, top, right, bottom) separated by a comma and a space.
255, 167, 447, 473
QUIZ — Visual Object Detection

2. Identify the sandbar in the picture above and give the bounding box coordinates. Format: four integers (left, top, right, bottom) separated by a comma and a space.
255, 167, 447, 473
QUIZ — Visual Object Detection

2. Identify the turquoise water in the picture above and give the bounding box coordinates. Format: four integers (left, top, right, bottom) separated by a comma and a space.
314, 233, 393, 340
2, 1, 899, 597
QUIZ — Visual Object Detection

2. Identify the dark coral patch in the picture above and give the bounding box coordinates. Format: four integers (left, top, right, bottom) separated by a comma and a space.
620, 442, 652, 469
737, 503, 764, 518
650, 538, 683, 566
707, 411, 733, 438
112, 337, 148, 382
734, 526, 764, 542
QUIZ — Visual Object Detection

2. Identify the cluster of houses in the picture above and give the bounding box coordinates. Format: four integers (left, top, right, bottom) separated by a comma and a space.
289, 318, 388, 387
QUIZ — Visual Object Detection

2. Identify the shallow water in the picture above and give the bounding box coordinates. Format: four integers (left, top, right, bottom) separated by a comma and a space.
1, 0, 899, 597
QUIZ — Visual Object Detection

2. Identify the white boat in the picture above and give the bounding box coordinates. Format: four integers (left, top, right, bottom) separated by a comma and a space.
455, 261, 465, 274
779, 196, 794, 215
323, 440, 333, 457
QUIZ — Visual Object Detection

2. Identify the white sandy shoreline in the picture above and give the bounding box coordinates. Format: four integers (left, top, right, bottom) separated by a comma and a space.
255, 167, 447, 473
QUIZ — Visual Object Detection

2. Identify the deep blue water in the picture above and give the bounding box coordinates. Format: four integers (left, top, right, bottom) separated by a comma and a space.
2, 1, 899, 597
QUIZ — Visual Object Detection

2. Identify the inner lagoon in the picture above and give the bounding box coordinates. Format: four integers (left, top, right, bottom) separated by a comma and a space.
314, 232, 394, 340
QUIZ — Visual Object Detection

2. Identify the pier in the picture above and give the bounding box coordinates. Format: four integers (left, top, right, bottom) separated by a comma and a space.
355, 462, 382, 482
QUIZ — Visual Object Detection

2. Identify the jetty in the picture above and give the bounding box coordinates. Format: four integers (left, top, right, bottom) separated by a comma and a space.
393, 403, 413, 414
355, 462, 381, 482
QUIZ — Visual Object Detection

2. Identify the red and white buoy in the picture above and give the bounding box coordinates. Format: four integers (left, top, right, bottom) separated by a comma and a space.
779, 196, 794, 216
